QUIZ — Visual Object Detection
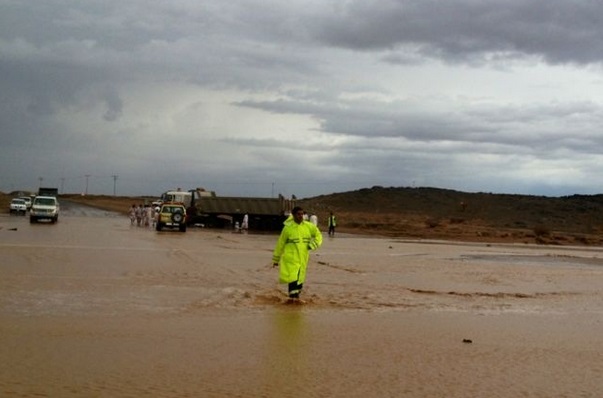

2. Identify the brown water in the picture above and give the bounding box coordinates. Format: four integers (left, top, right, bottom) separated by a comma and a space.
1, 208, 603, 397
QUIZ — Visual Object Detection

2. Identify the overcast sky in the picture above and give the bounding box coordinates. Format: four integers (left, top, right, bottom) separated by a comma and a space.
3, 0, 603, 198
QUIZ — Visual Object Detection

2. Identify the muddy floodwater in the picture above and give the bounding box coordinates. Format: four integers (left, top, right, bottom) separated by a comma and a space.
1, 202, 603, 397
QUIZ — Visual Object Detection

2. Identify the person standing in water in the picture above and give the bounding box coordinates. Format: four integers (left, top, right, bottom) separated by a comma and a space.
272, 206, 323, 303
328, 212, 337, 236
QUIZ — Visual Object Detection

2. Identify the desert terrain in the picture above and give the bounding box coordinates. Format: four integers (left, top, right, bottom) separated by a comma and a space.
4, 186, 603, 245
1, 199, 603, 396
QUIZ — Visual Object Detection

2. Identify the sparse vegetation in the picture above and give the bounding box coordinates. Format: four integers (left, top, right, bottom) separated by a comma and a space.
300, 186, 603, 245
533, 225, 551, 237
424, 218, 441, 228
3, 186, 603, 245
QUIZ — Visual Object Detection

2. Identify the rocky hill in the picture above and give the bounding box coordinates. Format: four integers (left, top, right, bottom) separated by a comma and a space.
299, 186, 603, 245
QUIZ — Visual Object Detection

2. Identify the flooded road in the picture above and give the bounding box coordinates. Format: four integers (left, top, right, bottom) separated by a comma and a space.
1, 206, 603, 397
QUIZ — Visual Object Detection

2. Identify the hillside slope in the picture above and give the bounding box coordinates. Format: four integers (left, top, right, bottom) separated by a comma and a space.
300, 186, 603, 245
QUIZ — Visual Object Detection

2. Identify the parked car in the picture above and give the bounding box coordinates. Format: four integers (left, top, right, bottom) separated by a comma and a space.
156, 202, 187, 232
30, 196, 60, 223
19, 196, 32, 209
9, 198, 27, 215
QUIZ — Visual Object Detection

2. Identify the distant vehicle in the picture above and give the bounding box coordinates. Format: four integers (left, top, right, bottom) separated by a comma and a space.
19, 196, 32, 209
38, 187, 59, 197
156, 202, 187, 232
159, 188, 215, 208
9, 198, 27, 215
159, 187, 295, 230
30, 196, 60, 223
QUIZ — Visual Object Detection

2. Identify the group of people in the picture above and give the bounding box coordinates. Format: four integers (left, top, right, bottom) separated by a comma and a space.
234, 214, 249, 233
128, 204, 159, 228
299, 212, 337, 235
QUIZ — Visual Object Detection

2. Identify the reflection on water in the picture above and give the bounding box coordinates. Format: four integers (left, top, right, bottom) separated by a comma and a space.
262, 309, 307, 394
462, 253, 603, 268
4, 214, 603, 397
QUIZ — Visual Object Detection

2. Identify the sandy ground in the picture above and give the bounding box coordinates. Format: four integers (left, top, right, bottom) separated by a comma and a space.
1, 202, 603, 397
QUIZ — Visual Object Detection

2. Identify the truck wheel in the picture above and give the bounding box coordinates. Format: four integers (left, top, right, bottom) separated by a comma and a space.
156, 222, 162, 231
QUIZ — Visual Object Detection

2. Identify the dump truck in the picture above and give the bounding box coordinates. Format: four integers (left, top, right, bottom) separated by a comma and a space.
38, 187, 59, 197
159, 187, 295, 231
159, 188, 214, 207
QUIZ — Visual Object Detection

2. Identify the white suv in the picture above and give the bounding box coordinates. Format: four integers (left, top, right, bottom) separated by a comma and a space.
9, 198, 27, 215
30, 196, 60, 223
19, 196, 32, 209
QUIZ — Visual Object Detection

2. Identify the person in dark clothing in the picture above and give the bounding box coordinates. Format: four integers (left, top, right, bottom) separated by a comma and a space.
328, 212, 336, 236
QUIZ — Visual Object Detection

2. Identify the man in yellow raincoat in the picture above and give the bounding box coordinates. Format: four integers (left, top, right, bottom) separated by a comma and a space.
272, 206, 323, 302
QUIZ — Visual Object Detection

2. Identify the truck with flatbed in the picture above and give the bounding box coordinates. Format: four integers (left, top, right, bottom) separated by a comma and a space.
158, 187, 295, 231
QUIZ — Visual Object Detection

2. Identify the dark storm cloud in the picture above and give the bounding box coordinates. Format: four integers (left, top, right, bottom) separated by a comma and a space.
313, 0, 603, 65
2, 0, 603, 197
0, 52, 123, 150
236, 96, 603, 154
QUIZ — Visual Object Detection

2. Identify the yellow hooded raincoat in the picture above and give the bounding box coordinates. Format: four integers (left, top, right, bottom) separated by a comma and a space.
272, 216, 323, 285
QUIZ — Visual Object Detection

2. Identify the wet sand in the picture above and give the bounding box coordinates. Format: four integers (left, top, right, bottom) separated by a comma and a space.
1, 207, 603, 397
